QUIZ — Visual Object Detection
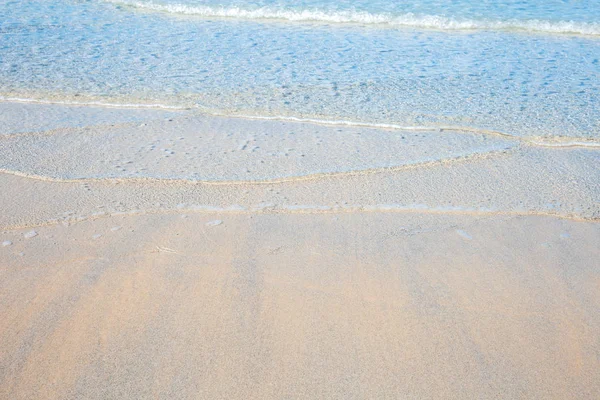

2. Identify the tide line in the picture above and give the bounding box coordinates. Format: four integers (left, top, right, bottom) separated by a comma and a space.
0, 147, 516, 185
2, 97, 599, 149
1, 203, 596, 232
226, 113, 600, 149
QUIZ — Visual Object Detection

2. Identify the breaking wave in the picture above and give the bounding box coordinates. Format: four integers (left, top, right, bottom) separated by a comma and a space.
105, 0, 600, 36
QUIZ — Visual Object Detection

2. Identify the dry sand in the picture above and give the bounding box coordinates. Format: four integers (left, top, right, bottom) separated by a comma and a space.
1, 101, 599, 399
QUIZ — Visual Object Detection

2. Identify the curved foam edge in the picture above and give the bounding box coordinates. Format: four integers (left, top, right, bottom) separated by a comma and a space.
0, 96, 186, 111
3, 97, 599, 147
105, 0, 600, 36
0, 147, 516, 184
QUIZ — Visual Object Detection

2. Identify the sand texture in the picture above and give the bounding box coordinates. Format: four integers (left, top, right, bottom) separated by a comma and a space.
1, 101, 599, 399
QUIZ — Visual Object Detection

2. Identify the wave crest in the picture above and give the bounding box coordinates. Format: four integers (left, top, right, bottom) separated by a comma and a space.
105, 0, 600, 35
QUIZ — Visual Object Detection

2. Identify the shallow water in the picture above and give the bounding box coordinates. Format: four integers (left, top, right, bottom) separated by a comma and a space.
1, 0, 599, 140
0, 109, 518, 181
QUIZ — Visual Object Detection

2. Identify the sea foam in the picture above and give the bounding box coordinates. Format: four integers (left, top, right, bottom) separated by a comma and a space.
106, 0, 600, 36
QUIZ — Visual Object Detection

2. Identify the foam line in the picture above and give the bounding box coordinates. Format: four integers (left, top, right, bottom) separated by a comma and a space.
0, 147, 516, 185
3, 97, 599, 148
105, 0, 600, 36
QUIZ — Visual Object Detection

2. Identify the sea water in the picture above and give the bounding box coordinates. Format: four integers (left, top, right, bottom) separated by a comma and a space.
1, 0, 599, 139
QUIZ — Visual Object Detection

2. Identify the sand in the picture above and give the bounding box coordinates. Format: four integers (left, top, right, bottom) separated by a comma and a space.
1, 101, 599, 399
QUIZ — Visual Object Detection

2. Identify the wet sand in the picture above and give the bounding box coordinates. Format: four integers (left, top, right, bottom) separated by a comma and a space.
2, 212, 600, 399
1, 101, 599, 399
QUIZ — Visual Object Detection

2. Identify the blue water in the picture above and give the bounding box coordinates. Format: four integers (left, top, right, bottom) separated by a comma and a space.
1, 0, 599, 138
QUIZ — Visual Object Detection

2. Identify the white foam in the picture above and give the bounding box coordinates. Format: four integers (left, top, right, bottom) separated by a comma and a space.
3, 97, 598, 147
530, 140, 600, 149
106, 0, 600, 36
0, 96, 185, 110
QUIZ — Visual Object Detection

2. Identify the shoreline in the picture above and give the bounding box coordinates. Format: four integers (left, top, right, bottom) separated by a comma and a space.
1, 101, 599, 398
3, 98, 600, 147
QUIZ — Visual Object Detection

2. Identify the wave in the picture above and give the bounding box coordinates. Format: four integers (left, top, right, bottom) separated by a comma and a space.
0, 95, 186, 110
104, 0, 600, 36
3, 95, 600, 148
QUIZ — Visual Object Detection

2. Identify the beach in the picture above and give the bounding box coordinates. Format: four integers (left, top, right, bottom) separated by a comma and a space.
1, 101, 599, 398
2, 0, 600, 397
